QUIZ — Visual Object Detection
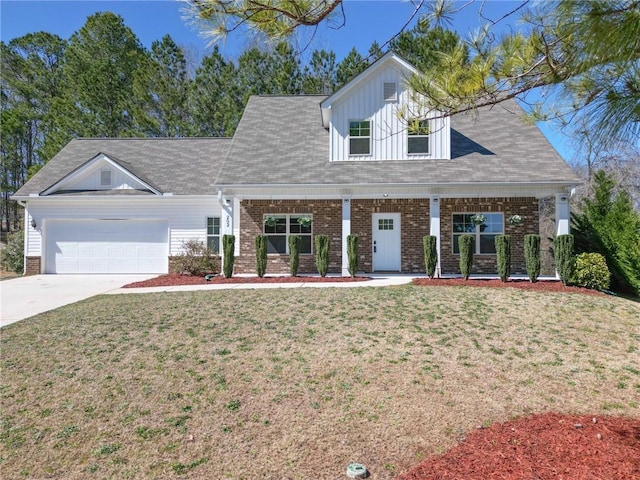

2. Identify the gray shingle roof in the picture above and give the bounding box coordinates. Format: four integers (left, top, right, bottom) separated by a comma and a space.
14, 137, 231, 197
217, 95, 580, 186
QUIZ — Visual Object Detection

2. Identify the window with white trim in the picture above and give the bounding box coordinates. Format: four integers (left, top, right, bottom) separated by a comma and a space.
264, 215, 312, 254
349, 120, 371, 155
452, 213, 503, 255
207, 217, 220, 253
408, 119, 430, 155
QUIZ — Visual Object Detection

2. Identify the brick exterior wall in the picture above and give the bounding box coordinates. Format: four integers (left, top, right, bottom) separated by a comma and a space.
236, 200, 343, 275
236, 197, 538, 276
439, 197, 539, 275
351, 199, 430, 273
24, 256, 41, 275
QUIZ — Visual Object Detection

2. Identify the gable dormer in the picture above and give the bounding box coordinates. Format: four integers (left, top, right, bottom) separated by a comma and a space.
41, 153, 162, 195
321, 52, 450, 161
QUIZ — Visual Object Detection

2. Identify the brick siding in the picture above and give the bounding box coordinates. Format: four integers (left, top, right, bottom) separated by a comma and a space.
236, 197, 538, 276
24, 256, 41, 275
236, 200, 342, 275
440, 197, 539, 275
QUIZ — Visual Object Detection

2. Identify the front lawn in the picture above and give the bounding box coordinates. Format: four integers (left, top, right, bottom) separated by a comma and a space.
1, 286, 638, 479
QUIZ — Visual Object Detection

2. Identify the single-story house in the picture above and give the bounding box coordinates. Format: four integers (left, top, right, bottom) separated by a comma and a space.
13, 52, 579, 276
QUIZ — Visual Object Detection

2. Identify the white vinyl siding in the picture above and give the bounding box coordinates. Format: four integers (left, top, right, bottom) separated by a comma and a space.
328, 64, 450, 161
24, 198, 222, 258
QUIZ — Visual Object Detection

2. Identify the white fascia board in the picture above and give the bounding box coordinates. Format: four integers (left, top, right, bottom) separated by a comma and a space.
40, 153, 162, 196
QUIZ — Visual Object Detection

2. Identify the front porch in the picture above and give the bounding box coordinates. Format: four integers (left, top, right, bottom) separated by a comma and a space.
223, 194, 570, 277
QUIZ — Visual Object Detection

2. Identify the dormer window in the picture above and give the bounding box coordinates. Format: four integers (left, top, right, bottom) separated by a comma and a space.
100, 170, 112, 186
349, 120, 371, 156
408, 119, 430, 155
383, 82, 397, 102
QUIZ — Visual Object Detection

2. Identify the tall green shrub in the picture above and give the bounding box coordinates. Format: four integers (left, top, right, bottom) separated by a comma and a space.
573, 252, 610, 291
572, 170, 640, 296
254, 235, 267, 278
495, 235, 511, 282
423, 235, 437, 278
553, 234, 574, 285
524, 234, 541, 283
315, 234, 329, 277
222, 234, 235, 278
288, 235, 301, 277
458, 234, 474, 280
1, 230, 24, 274
347, 234, 358, 277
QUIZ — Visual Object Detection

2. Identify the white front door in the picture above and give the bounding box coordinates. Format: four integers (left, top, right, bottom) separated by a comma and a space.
372, 213, 401, 271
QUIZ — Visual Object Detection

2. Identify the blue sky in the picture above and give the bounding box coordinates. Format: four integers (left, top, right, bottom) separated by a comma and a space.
1, 0, 575, 161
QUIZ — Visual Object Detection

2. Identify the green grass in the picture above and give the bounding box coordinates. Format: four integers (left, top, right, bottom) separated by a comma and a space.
1, 285, 639, 479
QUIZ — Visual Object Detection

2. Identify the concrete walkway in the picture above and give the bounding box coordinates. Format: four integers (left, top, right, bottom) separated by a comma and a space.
0, 274, 157, 327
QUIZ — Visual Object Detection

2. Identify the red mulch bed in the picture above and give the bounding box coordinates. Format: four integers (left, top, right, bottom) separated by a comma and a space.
413, 277, 606, 296
123, 273, 370, 288
396, 412, 640, 480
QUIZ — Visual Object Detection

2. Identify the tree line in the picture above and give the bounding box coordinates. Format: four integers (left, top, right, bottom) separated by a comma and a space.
1, 11, 464, 231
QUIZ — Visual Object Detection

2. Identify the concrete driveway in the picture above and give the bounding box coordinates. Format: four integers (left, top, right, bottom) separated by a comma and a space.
0, 274, 156, 327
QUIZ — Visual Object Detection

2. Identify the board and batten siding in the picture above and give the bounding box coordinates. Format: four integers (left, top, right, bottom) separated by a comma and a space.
24, 198, 222, 257
328, 65, 450, 161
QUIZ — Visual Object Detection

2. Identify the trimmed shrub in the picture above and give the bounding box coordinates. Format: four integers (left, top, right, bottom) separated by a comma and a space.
458, 234, 474, 280
288, 235, 301, 277
174, 239, 219, 276
347, 234, 359, 277
495, 235, 511, 282
524, 234, 541, 283
573, 252, 610, 291
315, 235, 329, 277
423, 235, 437, 278
222, 234, 235, 278
254, 235, 267, 278
553, 234, 574, 285
1, 230, 24, 274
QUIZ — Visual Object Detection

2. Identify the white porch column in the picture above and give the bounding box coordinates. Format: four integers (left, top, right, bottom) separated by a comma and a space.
429, 196, 441, 277
555, 193, 570, 236
220, 196, 234, 270
341, 197, 351, 276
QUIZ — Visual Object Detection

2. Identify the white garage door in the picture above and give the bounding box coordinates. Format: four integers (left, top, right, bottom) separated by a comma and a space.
45, 219, 169, 274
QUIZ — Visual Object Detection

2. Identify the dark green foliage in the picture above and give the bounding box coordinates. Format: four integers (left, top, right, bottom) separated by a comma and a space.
1, 230, 24, 273
495, 235, 511, 282
524, 234, 541, 283
254, 235, 267, 278
553, 234, 574, 285
389, 25, 468, 73
288, 235, 301, 276
222, 234, 235, 278
458, 235, 474, 280
573, 253, 611, 291
314, 235, 329, 277
174, 240, 218, 276
347, 234, 359, 277
572, 170, 640, 296
423, 235, 438, 278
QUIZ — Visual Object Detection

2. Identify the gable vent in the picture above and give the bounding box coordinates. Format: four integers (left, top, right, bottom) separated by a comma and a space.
383, 82, 397, 102
100, 170, 112, 187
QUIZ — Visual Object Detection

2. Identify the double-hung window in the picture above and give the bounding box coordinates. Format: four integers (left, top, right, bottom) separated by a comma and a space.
264, 215, 312, 254
408, 119, 430, 155
349, 120, 371, 155
452, 213, 503, 255
207, 217, 221, 253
